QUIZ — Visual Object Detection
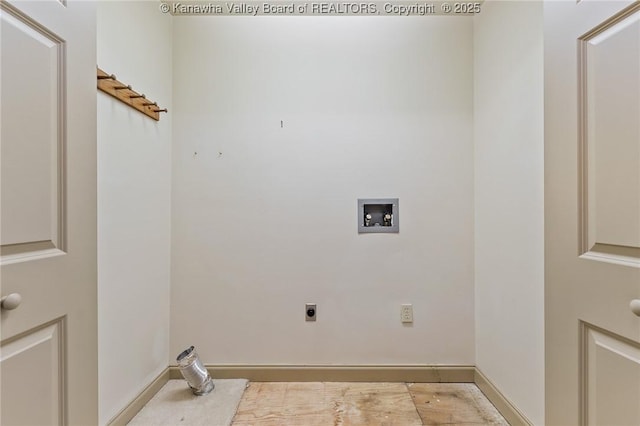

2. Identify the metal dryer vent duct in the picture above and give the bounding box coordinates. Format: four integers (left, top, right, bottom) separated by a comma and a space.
176, 346, 214, 395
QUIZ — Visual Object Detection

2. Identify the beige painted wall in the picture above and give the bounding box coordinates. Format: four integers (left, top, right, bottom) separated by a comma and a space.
97, 2, 172, 424
473, 1, 545, 424
170, 17, 475, 365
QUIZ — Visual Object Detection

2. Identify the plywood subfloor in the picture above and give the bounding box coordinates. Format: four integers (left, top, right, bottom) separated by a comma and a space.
232, 382, 509, 426
408, 383, 509, 425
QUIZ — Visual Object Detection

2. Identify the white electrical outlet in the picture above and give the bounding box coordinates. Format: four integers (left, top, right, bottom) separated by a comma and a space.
401, 304, 413, 323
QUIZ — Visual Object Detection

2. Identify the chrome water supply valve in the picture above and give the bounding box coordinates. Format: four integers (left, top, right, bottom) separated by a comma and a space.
176, 346, 214, 395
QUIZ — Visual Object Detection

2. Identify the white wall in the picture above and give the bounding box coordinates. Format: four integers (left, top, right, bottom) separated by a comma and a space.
97, 2, 172, 424
473, 1, 545, 424
171, 17, 475, 365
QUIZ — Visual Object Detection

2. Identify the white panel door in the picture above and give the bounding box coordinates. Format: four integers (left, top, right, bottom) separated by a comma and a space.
545, 1, 640, 425
0, 0, 97, 425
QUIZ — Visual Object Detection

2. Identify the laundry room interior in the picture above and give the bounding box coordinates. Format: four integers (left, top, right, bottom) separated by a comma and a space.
96, 1, 544, 424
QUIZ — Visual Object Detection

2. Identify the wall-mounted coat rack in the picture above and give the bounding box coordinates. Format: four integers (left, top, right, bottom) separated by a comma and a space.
97, 67, 167, 121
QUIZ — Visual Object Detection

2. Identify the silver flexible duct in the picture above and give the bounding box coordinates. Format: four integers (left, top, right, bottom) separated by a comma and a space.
176, 346, 214, 395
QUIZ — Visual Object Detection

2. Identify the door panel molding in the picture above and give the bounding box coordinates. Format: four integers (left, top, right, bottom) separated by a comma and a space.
0, 2, 67, 264
0, 317, 67, 425
577, 2, 640, 267
580, 321, 640, 425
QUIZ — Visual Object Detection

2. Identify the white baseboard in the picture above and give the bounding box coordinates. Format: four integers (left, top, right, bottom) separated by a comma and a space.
107, 368, 170, 426
169, 364, 475, 383
474, 367, 533, 426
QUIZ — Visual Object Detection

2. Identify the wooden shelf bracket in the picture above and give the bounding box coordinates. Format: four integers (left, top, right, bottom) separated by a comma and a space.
97, 67, 167, 121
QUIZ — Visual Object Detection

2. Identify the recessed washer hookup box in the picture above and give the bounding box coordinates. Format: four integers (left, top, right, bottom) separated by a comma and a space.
357, 198, 399, 233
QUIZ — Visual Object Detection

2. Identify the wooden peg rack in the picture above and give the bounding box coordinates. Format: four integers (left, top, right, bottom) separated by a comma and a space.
97, 67, 167, 121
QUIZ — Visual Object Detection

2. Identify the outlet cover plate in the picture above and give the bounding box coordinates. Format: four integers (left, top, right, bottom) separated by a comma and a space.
401, 304, 413, 323
305, 303, 316, 321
